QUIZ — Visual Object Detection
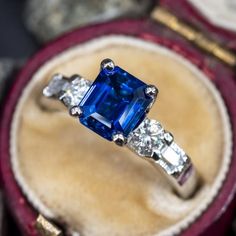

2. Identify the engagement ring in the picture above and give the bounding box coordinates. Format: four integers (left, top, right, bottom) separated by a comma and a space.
43, 58, 198, 198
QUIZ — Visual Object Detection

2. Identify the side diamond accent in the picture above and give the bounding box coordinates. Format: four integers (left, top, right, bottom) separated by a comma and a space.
43, 74, 91, 108
60, 77, 91, 107
78, 65, 153, 140
127, 118, 164, 156
127, 118, 189, 175
43, 74, 67, 97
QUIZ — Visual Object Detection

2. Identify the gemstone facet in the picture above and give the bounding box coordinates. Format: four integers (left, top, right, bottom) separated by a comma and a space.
43, 74, 66, 97
79, 66, 153, 140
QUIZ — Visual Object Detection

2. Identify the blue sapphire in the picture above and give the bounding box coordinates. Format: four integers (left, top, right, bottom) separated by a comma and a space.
79, 65, 153, 141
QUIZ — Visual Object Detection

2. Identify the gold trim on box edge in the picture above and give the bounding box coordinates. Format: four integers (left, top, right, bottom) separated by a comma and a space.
35, 215, 63, 236
151, 7, 236, 67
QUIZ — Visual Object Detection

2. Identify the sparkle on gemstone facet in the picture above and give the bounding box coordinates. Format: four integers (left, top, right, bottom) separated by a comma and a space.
79, 65, 153, 141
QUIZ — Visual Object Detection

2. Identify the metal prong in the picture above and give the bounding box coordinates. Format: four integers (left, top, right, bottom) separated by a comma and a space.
112, 133, 127, 146
145, 85, 158, 99
144, 85, 158, 113
100, 58, 115, 72
164, 131, 174, 145
69, 106, 82, 117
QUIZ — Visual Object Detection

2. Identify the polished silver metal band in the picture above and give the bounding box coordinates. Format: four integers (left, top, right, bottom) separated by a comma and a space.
43, 73, 199, 199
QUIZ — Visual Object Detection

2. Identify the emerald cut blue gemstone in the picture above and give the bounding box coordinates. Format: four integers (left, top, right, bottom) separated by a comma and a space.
79, 66, 153, 141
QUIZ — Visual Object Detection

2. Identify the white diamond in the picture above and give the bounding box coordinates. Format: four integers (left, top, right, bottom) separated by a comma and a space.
60, 77, 91, 107
148, 119, 163, 134
162, 146, 181, 166
157, 143, 187, 174
43, 74, 67, 97
127, 118, 164, 156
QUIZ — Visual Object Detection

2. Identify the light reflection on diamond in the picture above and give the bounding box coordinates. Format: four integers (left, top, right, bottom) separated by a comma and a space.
127, 118, 188, 175
61, 77, 91, 107
127, 118, 164, 156
44, 75, 92, 108
43, 74, 67, 97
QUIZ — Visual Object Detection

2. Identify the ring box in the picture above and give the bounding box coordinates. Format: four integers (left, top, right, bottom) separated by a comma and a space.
0, 1, 236, 235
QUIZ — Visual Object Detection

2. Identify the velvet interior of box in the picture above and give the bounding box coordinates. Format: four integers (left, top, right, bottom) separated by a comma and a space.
9, 36, 232, 235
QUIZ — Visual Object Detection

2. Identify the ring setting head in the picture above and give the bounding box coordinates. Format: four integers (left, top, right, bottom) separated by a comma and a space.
78, 58, 156, 141
112, 133, 127, 146
100, 58, 115, 72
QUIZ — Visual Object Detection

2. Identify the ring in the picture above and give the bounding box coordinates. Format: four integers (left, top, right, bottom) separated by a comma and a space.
43, 58, 198, 198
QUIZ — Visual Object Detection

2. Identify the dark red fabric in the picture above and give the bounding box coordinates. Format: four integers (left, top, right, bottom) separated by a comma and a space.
0, 19, 236, 236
